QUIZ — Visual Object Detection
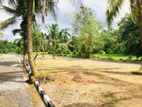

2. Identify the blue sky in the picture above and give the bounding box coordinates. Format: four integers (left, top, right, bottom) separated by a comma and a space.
0, 0, 130, 41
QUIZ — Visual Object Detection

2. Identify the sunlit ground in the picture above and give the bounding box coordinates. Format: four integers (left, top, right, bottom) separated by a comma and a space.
36, 55, 142, 107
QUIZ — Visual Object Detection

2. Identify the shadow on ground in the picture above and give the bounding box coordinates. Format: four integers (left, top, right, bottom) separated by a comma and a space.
63, 103, 97, 107
40, 65, 142, 107
0, 61, 19, 67
39, 65, 139, 86
0, 71, 24, 83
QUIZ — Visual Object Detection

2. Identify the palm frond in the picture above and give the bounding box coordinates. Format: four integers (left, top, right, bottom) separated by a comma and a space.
2, 5, 16, 14
130, 0, 137, 24
106, 0, 124, 27
68, 0, 83, 6
12, 29, 21, 35
8, 0, 17, 5
45, 0, 57, 20
39, 0, 57, 22
0, 17, 16, 29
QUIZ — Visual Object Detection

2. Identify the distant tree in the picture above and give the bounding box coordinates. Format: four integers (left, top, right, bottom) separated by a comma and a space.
0, 1, 29, 66
68, 36, 80, 56
72, 6, 103, 58
33, 23, 46, 57
46, 24, 59, 58
0, 40, 17, 54
46, 24, 70, 58
117, 14, 141, 58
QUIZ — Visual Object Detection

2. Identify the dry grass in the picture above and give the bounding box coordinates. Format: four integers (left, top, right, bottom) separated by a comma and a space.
36, 55, 142, 107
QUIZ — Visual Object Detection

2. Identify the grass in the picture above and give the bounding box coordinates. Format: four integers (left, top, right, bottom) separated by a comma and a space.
92, 54, 142, 61
33, 52, 142, 62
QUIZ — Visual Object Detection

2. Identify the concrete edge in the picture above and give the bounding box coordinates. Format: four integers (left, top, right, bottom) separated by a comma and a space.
19, 55, 56, 107
34, 81, 55, 107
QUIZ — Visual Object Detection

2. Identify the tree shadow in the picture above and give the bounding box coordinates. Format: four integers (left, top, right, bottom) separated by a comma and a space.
0, 71, 24, 83
39, 65, 142, 106
63, 103, 97, 107
131, 71, 142, 75
100, 89, 142, 107
0, 61, 19, 67
98, 70, 131, 75
41, 65, 142, 87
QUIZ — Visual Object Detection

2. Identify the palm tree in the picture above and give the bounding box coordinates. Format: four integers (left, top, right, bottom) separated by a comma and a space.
1, 0, 82, 82
106, 0, 142, 71
0, 0, 57, 81
26, 0, 83, 82
26, 0, 57, 81
0, 1, 29, 67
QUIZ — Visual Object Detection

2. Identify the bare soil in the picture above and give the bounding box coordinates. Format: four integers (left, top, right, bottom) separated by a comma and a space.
36, 55, 142, 107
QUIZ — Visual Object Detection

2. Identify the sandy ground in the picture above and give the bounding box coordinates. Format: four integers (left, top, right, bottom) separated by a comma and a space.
36, 55, 142, 107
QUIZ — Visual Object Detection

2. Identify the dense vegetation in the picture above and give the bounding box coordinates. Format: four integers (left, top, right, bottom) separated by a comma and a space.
32, 7, 142, 59
0, 40, 17, 54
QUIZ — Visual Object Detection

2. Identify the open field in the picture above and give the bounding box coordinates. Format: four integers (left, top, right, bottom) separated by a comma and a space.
36, 55, 142, 107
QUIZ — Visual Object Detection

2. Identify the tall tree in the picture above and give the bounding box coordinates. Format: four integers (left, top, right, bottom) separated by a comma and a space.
0, 1, 28, 65
46, 24, 70, 58
46, 24, 59, 58
1, 0, 82, 81
27, 0, 36, 80
26, 0, 82, 81
117, 14, 141, 57
72, 6, 103, 58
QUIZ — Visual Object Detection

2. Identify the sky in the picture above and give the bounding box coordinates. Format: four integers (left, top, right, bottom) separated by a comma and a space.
0, 0, 130, 41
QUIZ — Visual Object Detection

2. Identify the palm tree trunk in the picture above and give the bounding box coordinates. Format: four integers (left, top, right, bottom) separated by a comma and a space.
41, 44, 45, 57
52, 43, 55, 59
136, 0, 142, 72
53, 48, 55, 59
27, 0, 37, 79
23, 36, 27, 65
139, 24, 142, 71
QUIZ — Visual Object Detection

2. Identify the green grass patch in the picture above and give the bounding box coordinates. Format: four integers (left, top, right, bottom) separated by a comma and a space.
92, 54, 142, 61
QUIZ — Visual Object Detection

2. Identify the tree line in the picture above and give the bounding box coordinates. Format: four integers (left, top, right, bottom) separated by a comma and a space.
2, 7, 141, 59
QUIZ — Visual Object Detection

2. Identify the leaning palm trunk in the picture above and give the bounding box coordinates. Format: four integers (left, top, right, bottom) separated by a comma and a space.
139, 27, 142, 72
139, 24, 142, 72
136, 0, 142, 72
138, 27, 142, 71
52, 42, 55, 59
27, 0, 37, 80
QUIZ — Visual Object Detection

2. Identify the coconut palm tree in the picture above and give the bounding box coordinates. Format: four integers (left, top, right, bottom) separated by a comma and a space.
0, 0, 57, 82
0, 1, 29, 67
106, 0, 142, 71
1, 0, 82, 82
26, 0, 57, 81
26, 0, 83, 82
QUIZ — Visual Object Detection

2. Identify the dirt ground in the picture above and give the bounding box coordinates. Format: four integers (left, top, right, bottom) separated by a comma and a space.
36, 55, 142, 107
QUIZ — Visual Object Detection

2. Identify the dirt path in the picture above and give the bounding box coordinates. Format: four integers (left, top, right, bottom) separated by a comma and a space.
0, 55, 34, 107
36, 56, 142, 107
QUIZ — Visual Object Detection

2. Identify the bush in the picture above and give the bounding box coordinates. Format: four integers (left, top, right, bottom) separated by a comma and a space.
98, 50, 106, 55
